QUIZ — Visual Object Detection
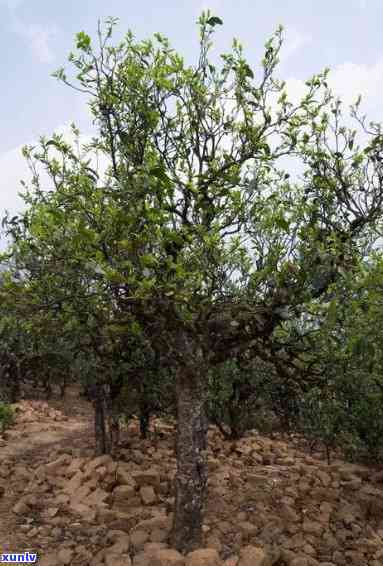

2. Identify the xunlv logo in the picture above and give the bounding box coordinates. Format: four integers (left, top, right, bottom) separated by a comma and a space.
0, 553, 38, 563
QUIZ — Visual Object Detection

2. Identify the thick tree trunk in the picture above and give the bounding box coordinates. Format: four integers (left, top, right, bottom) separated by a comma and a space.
171, 362, 208, 553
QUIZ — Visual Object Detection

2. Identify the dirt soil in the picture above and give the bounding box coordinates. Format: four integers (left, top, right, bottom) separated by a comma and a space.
1, 387, 383, 566
0, 388, 94, 553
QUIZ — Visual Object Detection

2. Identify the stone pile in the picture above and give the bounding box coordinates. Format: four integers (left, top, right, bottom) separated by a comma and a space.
3, 421, 383, 565
11, 400, 68, 424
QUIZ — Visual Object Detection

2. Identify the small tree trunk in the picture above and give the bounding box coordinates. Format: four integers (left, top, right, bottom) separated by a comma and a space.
227, 386, 244, 440
59, 373, 67, 398
93, 385, 110, 455
44, 373, 52, 399
171, 363, 208, 553
109, 412, 120, 449
82, 383, 93, 401
139, 400, 150, 439
325, 443, 332, 465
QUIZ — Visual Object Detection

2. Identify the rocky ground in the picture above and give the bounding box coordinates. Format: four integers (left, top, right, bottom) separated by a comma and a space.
1, 388, 383, 565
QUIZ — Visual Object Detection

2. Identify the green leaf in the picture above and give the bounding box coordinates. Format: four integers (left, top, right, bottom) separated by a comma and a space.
120, 132, 130, 145
262, 143, 271, 156
353, 336, 367, 356
150, 166, 172, 188
207, 16, 223, 26
76, 31, 91, 51
243, 64, 254, 79
275, 215, 289, 232
140, 254, 157, 268
327, 299, 337, 324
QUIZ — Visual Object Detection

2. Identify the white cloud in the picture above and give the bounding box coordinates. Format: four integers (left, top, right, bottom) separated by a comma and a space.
0, 143, 29, 250
284, 58, 383, 119
1, 0, 57, 64
0, 144, 29, 249
328, 60, 383, 111
280, 28, 311, 63
0, 123, 107, 222
0, 124, 81, 221
13, 20, 57, 63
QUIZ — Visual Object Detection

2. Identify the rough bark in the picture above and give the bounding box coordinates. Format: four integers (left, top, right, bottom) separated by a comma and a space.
109, 417, 120, 448
171, 360, 208, 553
107, 375, 123, 449
93, 384, 110, 455
139, 397, 150, 439
139, 412, 149, 439
59, 372, 67, 398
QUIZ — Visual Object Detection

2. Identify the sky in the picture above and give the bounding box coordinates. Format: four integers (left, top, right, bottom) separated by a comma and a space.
1, 0, 383, 221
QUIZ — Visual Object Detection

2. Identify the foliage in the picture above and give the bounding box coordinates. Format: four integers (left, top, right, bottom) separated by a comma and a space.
0, 402, 14, 433
291, 256, 383, 462
208, 357, 281, 438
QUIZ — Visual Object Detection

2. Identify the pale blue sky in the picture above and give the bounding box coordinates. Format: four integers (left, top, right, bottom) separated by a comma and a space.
1, 0, 383, 217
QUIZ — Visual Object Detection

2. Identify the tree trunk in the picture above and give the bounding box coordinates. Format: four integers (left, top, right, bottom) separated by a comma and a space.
59, 373, 67, 398
171, 362, 208, 553
109, 414, 120, 449
139, 399, 150, 439
93, 385, 110, 455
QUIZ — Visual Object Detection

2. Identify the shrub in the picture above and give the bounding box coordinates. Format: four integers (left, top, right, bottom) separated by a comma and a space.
207, 357, 282, 439
0, 402, 14, 433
